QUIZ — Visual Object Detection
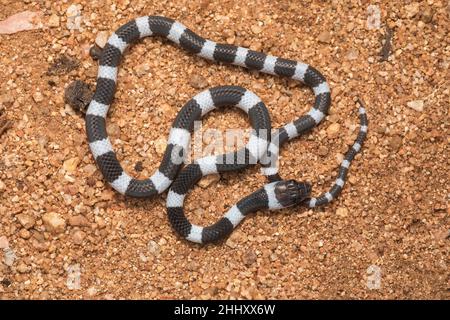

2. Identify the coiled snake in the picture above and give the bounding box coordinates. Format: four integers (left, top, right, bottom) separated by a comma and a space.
85, 16, 368, 244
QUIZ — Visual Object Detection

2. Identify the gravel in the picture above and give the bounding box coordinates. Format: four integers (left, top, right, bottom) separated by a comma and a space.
0, 0, 448, 300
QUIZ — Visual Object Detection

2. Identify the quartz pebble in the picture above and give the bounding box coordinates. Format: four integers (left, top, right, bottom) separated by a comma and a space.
404, 2, 420, 18
0, 236, 9, 249
66, 4, 82, 30
71, 230, 86, 245
32, 91, 43, 103
336, 207, 349, 217
63, 157, 80, 173
42, 212, 66, 234
326, 123, 341, 139
16, 214, 36, 229
48, 14, 60, 28
407, 100, 424, 112
95, 31, 109, 48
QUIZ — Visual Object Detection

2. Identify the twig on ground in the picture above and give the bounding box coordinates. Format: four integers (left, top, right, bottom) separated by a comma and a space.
0, 119, 12, 137
380, 26, 393, 62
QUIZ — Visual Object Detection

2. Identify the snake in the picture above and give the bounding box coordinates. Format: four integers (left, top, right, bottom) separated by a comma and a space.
85, 16, 368, 244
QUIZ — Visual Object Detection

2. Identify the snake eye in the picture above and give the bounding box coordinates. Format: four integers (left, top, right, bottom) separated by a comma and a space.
274, 180, 312, 207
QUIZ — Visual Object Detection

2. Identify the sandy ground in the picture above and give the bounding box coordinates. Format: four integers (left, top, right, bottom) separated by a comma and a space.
0, 0, 448, 299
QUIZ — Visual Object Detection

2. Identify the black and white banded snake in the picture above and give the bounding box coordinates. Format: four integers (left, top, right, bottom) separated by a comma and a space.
85, 16, 368, 244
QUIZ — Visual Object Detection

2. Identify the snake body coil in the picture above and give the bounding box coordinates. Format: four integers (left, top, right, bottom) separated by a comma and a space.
86, 16, 368, 244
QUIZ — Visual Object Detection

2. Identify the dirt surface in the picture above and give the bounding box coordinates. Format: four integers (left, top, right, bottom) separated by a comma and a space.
0, 0, 448, 299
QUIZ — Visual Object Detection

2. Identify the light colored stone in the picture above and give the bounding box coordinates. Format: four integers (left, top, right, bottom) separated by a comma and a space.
0, 179, 5, 191
19, 229, 31, 239
106, 123, 120, 138
318, 31, 331, 43
72, 230, 86, 245
198, 173, 220, 188
0, 236, 9, 249
154, 138, 166, 155
135, 63, 151, 77
407, 100, 424, 112
69, 215, 89, 227
251, 25, 262, 34
4, 248, 15, 266
87, 286, 97, 296
326, 123, 341, 139
33, 91, 43, 103
95, 31, 109, 48
346, 48, 359, 60
405, 2, 420, 18
42, 212, 66, 234
66, 4, 82, 30
17, 262, 29, 273
83, 164, 97, 176
336, 207, 349, 217
318, 146, 329, 156
16, 213, 36, 229
48, 14, 60, 28
63, 157, 80, 173
147, 240, 160, 255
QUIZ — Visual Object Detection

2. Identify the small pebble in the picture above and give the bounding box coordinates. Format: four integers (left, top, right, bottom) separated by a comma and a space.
16, 213, 36, 229
19, 229, 31, 239
336, 207, 349, 217
148, 240, 160, 256
32, 91, 43, 103
95, 31, 109, 48
63, 157, 80, 173
346, 48, 359, 60
251, 25, 262, 34
198, 173, 220, 188
106, 123, 120, 138
3, 248, 15, 266
326, 123, 340, 139
42, 212, 66, 234
318, 146, 329, 156
420, 6, 434, 23
189, 74, 208, 89
0, 236, 9, 249
83, 164, 97, 176
404, 2, 420, 19
154, 138, 167, 155
66, 4, 83, 30
87, 287, 97, 296
135, 63, 151, 77
389, 135, 403, 151
71, 230, 86, 245
407, 100, 424, 112
17, 262, 29, 273
318, 31, 331, 43
47, 14, 60, 28
69, 215, 89, 227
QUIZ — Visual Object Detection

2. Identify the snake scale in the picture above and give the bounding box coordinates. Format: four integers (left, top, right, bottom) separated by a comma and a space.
85, 16, 368, 244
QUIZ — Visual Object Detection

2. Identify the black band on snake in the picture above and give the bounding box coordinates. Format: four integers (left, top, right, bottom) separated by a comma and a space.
85, 16, 368, 244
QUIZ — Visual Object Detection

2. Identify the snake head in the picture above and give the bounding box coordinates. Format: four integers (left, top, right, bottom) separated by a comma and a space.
273, 180, 312, 207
